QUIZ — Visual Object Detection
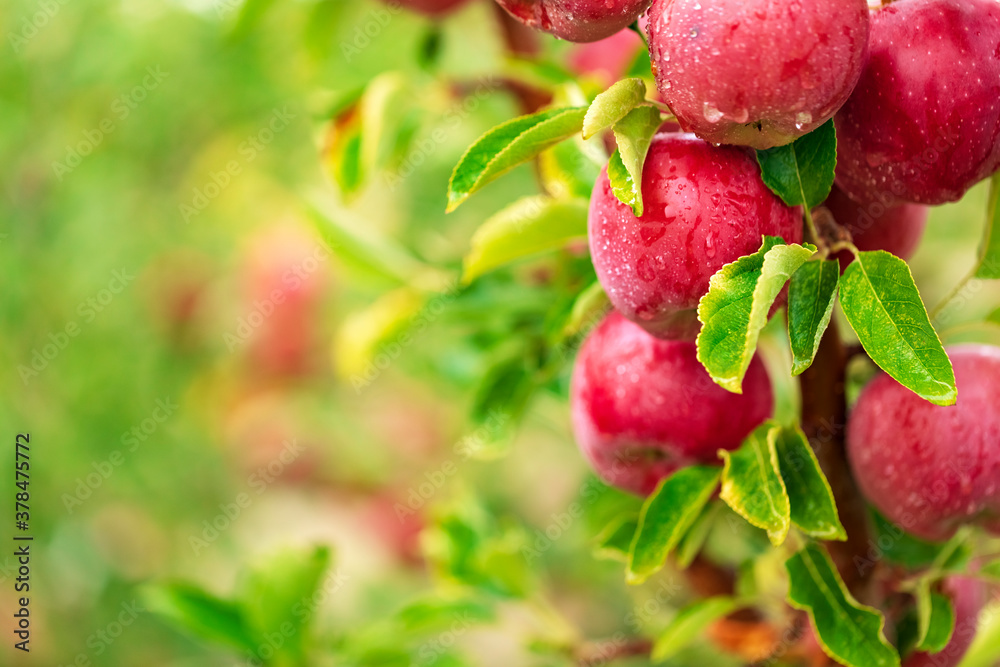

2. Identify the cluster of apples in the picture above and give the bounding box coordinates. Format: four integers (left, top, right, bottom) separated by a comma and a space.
397, 0, 1000, 549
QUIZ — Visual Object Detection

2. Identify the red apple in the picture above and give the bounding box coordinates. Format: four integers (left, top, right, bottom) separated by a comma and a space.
648, 0, 870, 149
588, 132, 801, 339
848, 345, 1000, 542
494, 0, 653, 43
571, 312, 774, 495
835, 0, 1000, 205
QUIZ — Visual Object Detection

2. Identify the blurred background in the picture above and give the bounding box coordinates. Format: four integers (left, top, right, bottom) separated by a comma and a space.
2, 0, 999, 665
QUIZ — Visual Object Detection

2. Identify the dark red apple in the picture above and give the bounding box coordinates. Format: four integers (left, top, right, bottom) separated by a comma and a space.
494, 0, 652, 43
848, 345, 1000, 542
571, 312, 774, 496
835, 0, 1000, 205
648, 0, 870, 149
824, 186, 928, 271
588, 132, 801, 340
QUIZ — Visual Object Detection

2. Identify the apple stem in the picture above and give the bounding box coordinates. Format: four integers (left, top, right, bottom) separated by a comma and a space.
628, 21, 649, 49
798, 323, 875, 597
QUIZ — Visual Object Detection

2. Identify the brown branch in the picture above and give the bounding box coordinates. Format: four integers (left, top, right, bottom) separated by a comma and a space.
798, 324, 875, 599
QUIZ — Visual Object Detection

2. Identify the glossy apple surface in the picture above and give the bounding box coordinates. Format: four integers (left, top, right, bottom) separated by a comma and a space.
588, 132, 801, 339
648, 0, 869, 149
848, 345, 1000, 541
835, 0, 1000, 204
571, 312, 774, 495
495, 0, 652, 42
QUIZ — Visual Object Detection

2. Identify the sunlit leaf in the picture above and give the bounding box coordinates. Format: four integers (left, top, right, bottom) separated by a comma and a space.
697, 237, 816, 393
719, 422, 790, 546
840, 251, 956, 406
582, 78, 647, 139
627, 466, 720, 585
786, 543, 900, 667
462, 196, 589, 284
774, 425, 845, 540
607, 105, 662, 215
652, 596, 744, 662
447, 107, 587, 212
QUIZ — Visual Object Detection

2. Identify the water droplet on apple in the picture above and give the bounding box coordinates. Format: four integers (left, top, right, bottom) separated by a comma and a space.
703, 103, 723, 123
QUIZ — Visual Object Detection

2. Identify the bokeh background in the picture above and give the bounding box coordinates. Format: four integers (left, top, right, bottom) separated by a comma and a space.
3, 0, 1000, 665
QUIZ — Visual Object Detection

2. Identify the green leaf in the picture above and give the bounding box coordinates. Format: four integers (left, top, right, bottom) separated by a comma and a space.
627, 466, 721, 585
974, 171, 1000, 279
980, 559, 1000, 580
560, 280, 610, 339
582, 78, 647, 140
867, 510, 945, 570
239, 545, 332, 657
774, 425, 845, 540
675, 501, 722, 570
593, 515, 639, 562
788, 259, 840, 375
915, 587, 955, 653
396, 596, 495, 633
786, 543, 900, 667
652, 596, 744, 662
462, 196, 589, 283
697, 237, 816, 393
718, 422, 791, 546
839, 251, 957, 406
608, 105, 662, 215
143, 584, 258, 653
359, 72, 411, 176
538, 136, 603, 200
447, 106, 587, 212
756, 119, 837, 209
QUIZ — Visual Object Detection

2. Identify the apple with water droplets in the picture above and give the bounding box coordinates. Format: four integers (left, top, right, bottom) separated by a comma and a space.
848, 345, 1000, 542
824, 186, 928, 271
647, 0, 870, 149
835, 0, 1000, 205
571, 312, 774, 496
493, 0, 653, 43
588, 132, 801, 340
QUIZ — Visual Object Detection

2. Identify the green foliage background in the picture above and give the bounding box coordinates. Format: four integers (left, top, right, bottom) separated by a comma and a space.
2, 0, 1000, 665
